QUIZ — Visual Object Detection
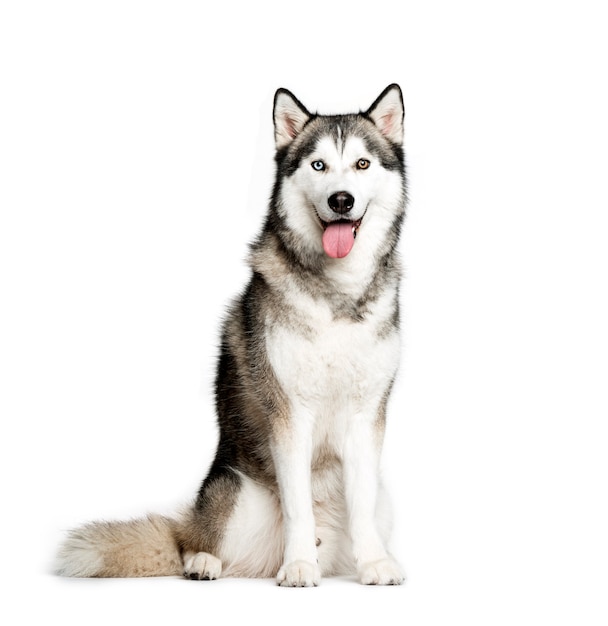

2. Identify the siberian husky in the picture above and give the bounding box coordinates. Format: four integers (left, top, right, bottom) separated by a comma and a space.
57, 84, 407, 586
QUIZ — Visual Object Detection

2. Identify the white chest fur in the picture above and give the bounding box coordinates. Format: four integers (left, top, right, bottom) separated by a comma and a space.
265, 280, 400, 455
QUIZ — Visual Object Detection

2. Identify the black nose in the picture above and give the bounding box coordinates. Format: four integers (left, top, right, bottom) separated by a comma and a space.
328, 191, 355, 215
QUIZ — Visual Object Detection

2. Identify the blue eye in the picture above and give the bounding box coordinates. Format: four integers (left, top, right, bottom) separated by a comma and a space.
311, 160, 325, 171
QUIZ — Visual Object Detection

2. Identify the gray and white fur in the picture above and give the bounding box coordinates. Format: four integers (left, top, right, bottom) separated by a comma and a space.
56, 84, 407, 586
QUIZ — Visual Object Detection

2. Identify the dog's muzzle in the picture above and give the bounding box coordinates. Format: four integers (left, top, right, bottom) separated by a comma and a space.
320, 191, 362, 259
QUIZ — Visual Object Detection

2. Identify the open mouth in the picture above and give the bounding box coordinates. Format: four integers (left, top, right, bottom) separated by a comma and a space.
319, 217, 363, 259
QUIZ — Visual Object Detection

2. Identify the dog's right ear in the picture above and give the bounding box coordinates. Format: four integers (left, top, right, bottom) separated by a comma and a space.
366, 84, 404, 145
273, 89, 311, 149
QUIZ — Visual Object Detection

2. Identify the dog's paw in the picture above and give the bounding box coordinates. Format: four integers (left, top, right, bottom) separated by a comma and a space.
276, 560, 321, 587
358, 557, 405, 586
183, 551, 222, 581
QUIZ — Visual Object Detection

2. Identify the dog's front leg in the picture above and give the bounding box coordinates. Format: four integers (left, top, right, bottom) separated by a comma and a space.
271, 411, 320, 587
343, 413, 405, 585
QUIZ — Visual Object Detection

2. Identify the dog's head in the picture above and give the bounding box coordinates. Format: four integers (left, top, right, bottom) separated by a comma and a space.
272, 85, 406, 262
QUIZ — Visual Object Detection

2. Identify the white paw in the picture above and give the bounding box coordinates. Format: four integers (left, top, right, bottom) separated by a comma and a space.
358, 557, 405, 585
183, 551, 222, 581
276, 560, 321, 587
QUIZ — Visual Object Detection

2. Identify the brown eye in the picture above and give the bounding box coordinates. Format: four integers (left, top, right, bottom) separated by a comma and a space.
357, 159, 370, 170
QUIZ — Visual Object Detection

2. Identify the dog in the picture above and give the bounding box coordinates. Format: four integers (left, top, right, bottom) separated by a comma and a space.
56, 84, 407, 586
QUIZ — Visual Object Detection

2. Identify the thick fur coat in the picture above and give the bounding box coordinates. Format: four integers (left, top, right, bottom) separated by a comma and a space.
56, 84, 407, 586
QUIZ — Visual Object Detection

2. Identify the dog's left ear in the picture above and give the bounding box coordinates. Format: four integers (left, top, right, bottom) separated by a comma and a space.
366, 84, 404, 144
273, 89, 312, 149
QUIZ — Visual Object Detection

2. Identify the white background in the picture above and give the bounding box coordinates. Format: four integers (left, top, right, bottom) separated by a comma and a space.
1, 1, 607, 624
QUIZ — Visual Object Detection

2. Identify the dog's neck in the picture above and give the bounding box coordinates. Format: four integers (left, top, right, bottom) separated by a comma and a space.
249, 226, 401, 312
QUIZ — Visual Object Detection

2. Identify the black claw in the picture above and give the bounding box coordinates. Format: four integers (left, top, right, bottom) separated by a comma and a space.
184, 571, 217, 581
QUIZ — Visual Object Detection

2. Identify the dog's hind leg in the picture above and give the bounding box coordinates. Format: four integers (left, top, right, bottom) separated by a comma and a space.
177, 468, 241, 580
179, 471, 284, 580
217, 474, 284, 578
182, 550, 223, 580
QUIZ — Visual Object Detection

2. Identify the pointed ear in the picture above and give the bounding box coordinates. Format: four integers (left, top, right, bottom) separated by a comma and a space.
273, 88, 312, 149
366, 84, 404, 144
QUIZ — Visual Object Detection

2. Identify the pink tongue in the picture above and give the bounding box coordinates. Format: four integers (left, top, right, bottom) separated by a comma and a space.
322, 222, 355, 259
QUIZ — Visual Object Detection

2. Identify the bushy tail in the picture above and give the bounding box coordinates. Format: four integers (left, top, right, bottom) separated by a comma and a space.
55, 514, 183, 578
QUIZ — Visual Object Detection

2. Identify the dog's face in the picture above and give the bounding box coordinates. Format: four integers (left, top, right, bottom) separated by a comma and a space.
273, 86, 406, 262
